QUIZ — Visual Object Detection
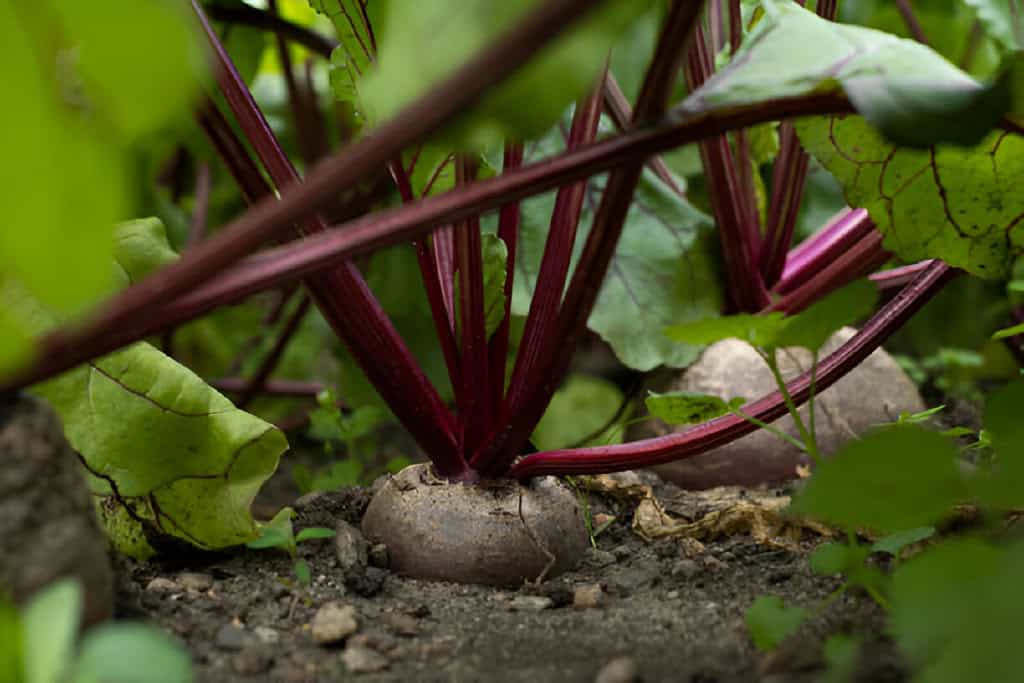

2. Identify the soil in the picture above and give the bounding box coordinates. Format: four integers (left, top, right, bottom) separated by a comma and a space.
118, 471, 906, 683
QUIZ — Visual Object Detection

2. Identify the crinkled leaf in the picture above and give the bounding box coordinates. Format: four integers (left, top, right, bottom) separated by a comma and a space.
74, 622, 193, 683
797, 116, 1024, 279
532, 375, 624, 451
665, 313, 787, 348
889, 537, 1024, 683
36, 343, 287, 557
645, 391, 745, 426
113, 218, 179, 286
745, 595, 808, 652
23, 579, 80, 683
686, 0, 1011, 147
513, 117, 721, 371
773, 280, 878, 350
964, 0, 1023, 51
313, 0, 385, 114
481, 233, 509, 339
790, 425, 966, 532
360, 0, 655, 149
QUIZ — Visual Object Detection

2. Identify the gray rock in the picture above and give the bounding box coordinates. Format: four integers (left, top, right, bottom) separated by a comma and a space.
177, 572, 213, 592
253, 626, 280, 645
508, 595, 553, 611
311, 602, 359, 645
341, 645, 389, 673
0, 396, 114, 626
595, 656, 640, 683
145, 577, 180, 593
215, 624, 253, 652
573, 583, 603, 609
639, 327, 926, 488
334, 520, 369, 575
671, 559, 701, 580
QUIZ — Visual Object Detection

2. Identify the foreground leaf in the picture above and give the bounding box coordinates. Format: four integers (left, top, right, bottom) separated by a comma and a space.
23, 580, 80, 683
665, 313, 786, 348
789, 425, 966, 533
772, 280, 878, 350
687, 0, 1012, 147
75, 623, 193, 683
963, 0, 1023, 52
797, 116, 1024, 279
745, 595, 808, 652
971, 379, 1024, 507
37, 343, 287, 558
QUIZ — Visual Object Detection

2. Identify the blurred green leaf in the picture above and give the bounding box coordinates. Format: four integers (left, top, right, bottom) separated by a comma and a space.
809, 541, 861, 576
359, 0, 655, 150
745, 595, 808, 652
666, 313, 787, 348
963, 0, 1023, 51
645, 391, 745, 426
24, 580, 80, 683
871, 526, 936, 556
790, 425, 966, 532
971, 379, 1024, 507
74, 623, 192, 683
820, 634, 862, 683
0, 597, 22, 683
773, 280, 878, 351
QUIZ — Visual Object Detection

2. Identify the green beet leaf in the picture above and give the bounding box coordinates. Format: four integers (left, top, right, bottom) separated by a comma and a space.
311, 0, 386, 114
789, 424, 966, 533
358, 0, 655, 150
645, 391, 745, 426
113, 218, 180, 287
685, 0, 1013, 147
513, 115, 722, 371
889, 537, 1024, 683
745, 595, 808, 652
37, 343, 287, 558
532, 375, 624, 451
797, 115, 1024, 279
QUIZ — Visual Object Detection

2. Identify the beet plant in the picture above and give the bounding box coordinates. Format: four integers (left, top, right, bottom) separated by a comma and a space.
2, 0, 1023, 597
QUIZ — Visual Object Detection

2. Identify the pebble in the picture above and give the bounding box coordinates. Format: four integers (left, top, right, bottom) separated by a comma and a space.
232, 649, 273, 675
215, 624, 253, 652
311, 602, 359, 645
253, 627, 280, 645
508, 596, 553, 611
145, 577, 180, 593
671, 559, 701, 580
592, 513, 616, 528
177, 572, 213, 592
594, 656, 640, 683
585, 548, 616, 569
369, 543, 389, 569
702, 556, 728, 572
573, 583, 603, 609
666, 590, 680, 600
342, 645, 389, 673
334, 521, 369, 575
383, 613, 420, 637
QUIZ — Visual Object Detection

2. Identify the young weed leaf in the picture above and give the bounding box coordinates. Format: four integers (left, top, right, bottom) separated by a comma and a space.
665, 313, 787, 348
789, 425, 966, 533
246, 507, 298, 557
970, 379, 1024, 508
771, 280, 877, 351
745, 595, 808, 652
645, 391, 746, 426
870, 527, 936, 557
295, 527, 338, 544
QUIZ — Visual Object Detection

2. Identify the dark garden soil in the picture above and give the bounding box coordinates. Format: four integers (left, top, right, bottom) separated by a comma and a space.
119, 471, 904, 683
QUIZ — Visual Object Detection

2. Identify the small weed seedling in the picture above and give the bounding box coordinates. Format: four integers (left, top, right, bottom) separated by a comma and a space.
246, 507, 336, 585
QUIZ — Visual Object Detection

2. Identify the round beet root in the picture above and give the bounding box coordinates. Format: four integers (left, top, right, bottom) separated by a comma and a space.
361, 464, 588, 586
636, 327, 926, 489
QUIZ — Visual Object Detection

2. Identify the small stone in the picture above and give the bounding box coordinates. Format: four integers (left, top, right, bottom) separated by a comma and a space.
671, 559, 701, 580
342, 645, 389, 673
334, 520, 369, 575
666, 590, 680, 599
368, 543, 389, 569
702, 556, 727, 572
595, 656, 640, 683
593, 513, 615, 528
215, 624, 253, 652
508, 596, 553, 611
145, 577, 180, 593
177, 572, 213, 592
383, 613, 420, 637
311, 602, 358, 645
530, 580, 574, 608
610, 545, 632, 562
585, 548, 616, 568
253, 627, 280, 645
232, 649, 273, 675
573, 583, 603, 609
344, 567, 386, 597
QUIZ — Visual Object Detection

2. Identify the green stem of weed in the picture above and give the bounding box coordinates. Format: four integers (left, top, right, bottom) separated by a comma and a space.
762, 348, 821, 465
728, 409, 808, 453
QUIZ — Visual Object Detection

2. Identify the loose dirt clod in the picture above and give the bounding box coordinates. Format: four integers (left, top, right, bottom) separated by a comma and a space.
361, 464, 589, 587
